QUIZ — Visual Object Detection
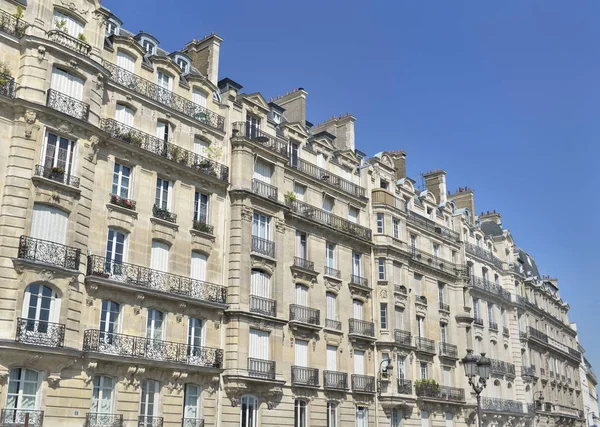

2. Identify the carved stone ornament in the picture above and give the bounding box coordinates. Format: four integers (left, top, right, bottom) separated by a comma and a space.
38, 269, 54, 283
324, 278, 341, 293
87, 135, 100, 162
0, 370, 9, 384
241, 206, 253, 222
24, 110, 37, 139
68, 59, 78, 69
58, 0, 90, 16
380, 289, 388, 299
275, 219, 286, 234
95, 73, 104, 90
47, 374, 61, 388
37, 45, 46, 62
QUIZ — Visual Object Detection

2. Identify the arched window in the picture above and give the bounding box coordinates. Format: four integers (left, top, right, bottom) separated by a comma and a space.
294, 399, 307, 427
6, 368, 41, 418
53, 9, 84, 38
91, 375, 116, 417
183, 384, 202, 421
51, 66, 84, 101
115, 103, 134, 126
240, 394, 258, 427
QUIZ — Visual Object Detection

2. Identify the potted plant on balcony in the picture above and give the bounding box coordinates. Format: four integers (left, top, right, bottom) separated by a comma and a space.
0, 62, 11, 87
78, 33, 87, 43
284, 191, 296, 206
54, 18, 67, 32
49, 166, 65, 182
414, 379, 440, 396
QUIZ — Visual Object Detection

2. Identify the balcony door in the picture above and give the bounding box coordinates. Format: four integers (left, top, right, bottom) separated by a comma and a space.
326, 345, 337, 371
397, 356, 406, 380
22, 284, 59, 325
99, 300, 120, 344
183, 384, 201, 421
6, 368, 41, 415
252, 213, 271, 240
250, 269, 270, 299
295, 285, 308, 307
91, 375, 115, 416
105, 228, 127, 275
187, 318, 204, 354
356, 406, 368, 427
51, 67, 83, 101
146, 310, 164, 341
249, 329, 269, 362
192, 88, 207, 109
115, 104, 134, 127
53, 10, 84, 37
353, 300, 363, 321
295, 231, 307, 260
150, 241, 169, 273
326, 293, 336, 322
42, 131, 75, 178
253, 158, 272, 184
354, 350, 365, 375
246, 115, 260, 139
294, 339, 308, 368
352, 253, 361, 278
190, 252, 207, 282
116, 51, 135, 72
30, 204, 68, 245
139, 379, 160, 421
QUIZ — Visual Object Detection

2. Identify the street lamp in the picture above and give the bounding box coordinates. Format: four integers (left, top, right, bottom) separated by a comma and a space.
462, 350, 491, 427
377, 358, 394, 392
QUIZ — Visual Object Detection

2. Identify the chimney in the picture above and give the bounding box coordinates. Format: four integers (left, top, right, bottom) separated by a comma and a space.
423, 169, 447, 205
388, 150, 407, 180
183, 33, 223, 85
272, 88, 308, 126
448, 187, 475, 224
479, 210, 502, 225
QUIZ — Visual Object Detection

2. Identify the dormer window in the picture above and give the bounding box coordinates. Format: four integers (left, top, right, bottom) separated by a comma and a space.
176, 58, 189, 73
380, 179, 389, 190
272, 111, 281, 124
142, 40, 156, 55
105, 19, 120, 37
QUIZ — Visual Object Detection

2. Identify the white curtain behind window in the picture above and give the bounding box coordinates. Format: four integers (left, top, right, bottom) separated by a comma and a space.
30, 204, 68, 244
51, 68, 83, 100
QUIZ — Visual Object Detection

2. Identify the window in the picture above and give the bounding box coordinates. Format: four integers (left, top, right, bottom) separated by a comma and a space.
353, 300, 363, 321
105, 228, 127, 268
356, 406, 368, 427
273, 111, 282, 124
193, 137, 210, 158
322, 195, 334, 213
380, 179, 389, 189
413, 273, 422, 295
378, 258, 385, 280
190, 251, 207, 282
296, 231, 307, 260
142, 39, 156, 55
250, 269, 270, 299
326, 292, 336, 322
490, 341, 497, 358
53, 10, 84, 37
445, 413, 453, 427
30, 204, 68, 244
349, 206, 359, 224
420, 362, 428, 379
43, 131, 76, 177
156, 120, 172, 143
105, 20, 119, 37
294, 400, 306, 427
6, 368, 41, 414
240, 395, 258, 427
395, 307, 404, 330
380, 303, 388, 330
377, 213, 384, 233
246, 114, 261, 138
140, 379, 160, 420
22, 284, 59, 328
473, 298, 480, 319
392, 218, 400, 239
410, 234, 417, 249
193, 89, 207, 108
316, 153, 326, 169
295, 284, 308, 307
249, 328, 269, 361
150, 240, 169, 273
91, 375, 115, 416
397, 356, 406, 380
438, 283, 445, 304
392, 409, 404, 427
116, 51, 135, 72
177, 58, 190, 73
155, 178, 172, 211
252, 212, 271, 240
352, 252, 362, 277
290, 142, 299, 167
295, 339, 308, 368
327, 402, 337, 427
452, 250, 457, 263
99, 300, 120, 342
325, 243, 336, 270
51, 67, 83, 100
188, 318, 204, 352
183, 384, 202, 421
440, 323, 447, 343
416, 316, 424, 337
146, 309, 164, 341
488, 303, 495, 323
326, 345, 337, 371
421, 411, 430, 427
112, 163, 131, 199
433, 244, 440, 258
115, 103, 134, 126
193, 192, 209, 225
293, 182, 305, 201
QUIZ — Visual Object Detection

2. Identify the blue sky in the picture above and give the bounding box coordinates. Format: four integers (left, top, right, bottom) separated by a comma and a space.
103, 0, 600, 369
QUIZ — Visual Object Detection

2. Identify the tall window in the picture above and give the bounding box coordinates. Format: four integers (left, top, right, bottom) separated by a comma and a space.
112, 163, 131, 199
356, 406, 368, 427
139, 380, 160, 421
438, 283, 445, 304
290, 143, 299, 167
326, 345, 337, 371
395, 307, 404, 330
295, 284, 308, 307
43, 131, 75, 177
380, 303, 388, 330
22, 284, 59, 326
420, 362, 428, 379
348, 206, 359, 224
410, 234, 417, 249
378, 258, 385, 280
413, 273, 422, 295
99, 300, 120, 342
392, 409, 404, 427
192, 88, 207, 108
150, 240, 169, 273
249, 329, 269, 362
327, 402, 337, 427
155, 178, 171, 211
115, 103, 134, 126
326, 292, 336, 322
53, 9, 84, 37
194, 192, 209, 225
188, 318, 204, 351
353, 300, 363, 321
416, 316, 424, 337
473, 298, 480, 319
156, 71, 172, 90
488, 303, 495, 324
252, 212, 271, 240
294, 400, 306, 427
51, 67, 84, 100
183, 384, 202, 421
433, 244, 440, 258
146, 309, 164, 341
376, 213, 384, 233
250, 269, 270, 299
105, 228, 127, 266
6, 368, 41, 415
352, 252, 362, 277
246, 114, 260, 139
397, 356, 406, 380
156, 120, 172, 143
325, 243, 336, 270
295, 231, 307, 260
293, 182, 305, 201
392, 218, 400, 239
190, 252, 207, 282
91, 375, 115, 416
440, 322, 447, 343
29, 204, 68, 245
294, 339, 308, 368
322, 195, 334, 213
443, 367, 451, 385
253, 158, 273, 184
116, 51, 135, 72
240, 395, 258, 427
193, 137, 210, 158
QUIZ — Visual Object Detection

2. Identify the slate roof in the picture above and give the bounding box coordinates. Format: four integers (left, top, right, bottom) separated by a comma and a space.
481, 220, 503, 237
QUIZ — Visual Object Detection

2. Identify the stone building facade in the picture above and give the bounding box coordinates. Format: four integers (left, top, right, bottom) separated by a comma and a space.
0, 1, 595, 427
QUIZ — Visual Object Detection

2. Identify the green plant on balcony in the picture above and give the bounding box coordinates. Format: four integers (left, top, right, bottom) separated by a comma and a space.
54, 18, 67, 32
121, 132, 143, 147
0, 62, 11, 86
78, 33, 87, 43
284, 191, 296, 205
168, 145, 182, 162
14, 6, 24, 20
414, 379, 441, 395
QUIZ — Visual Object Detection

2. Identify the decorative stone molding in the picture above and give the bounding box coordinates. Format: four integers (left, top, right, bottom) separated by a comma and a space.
58, 0, 90, 16
47, 374, 61, 388
241, 206, 253, 222
37, 46, 46, 62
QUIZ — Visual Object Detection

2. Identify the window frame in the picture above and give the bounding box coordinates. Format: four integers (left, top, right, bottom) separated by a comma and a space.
376, 213, 384, 233
240, 394, 258, 427
380, 303, 388, 330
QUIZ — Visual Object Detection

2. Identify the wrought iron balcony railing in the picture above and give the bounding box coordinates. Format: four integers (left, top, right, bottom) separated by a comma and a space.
474, 317, 484, 326
439, 302, 450, 311
250, 295, 276, 317
528, 326, 548, 343
397, 379, 412, 394
0, 9, 29, 38
251, 235, 275, 258
46, 89, 89, 121
324, 266, 341, 278
350, 274, 369, 289
407, 246, 460, 274
415, 384, 465, 401
351, 374, 375, 393
290, 157, 366, 199
103, 62, 225, 131
34, 164, 80, 188
181, 418, 204, 427
286, 199, 372, 241
18, 235, 81, 270
569, 347, 582, 359
248, 357, 275, 380
490, 358, 516, 376
101, 119, 229, 182
415, 337, 436, 353
232, 122, 288, 156
325, 319, 342, 331
293, 257, 315, 271
489, 321, 498, 331
482, 397, 528, 414
395, 284, 407, 294
465, 242, 503, 270
252, 179, 278, 201
15, 317, 65, 347
192, 220, 214, 235
415, 295, 428, 305
349, 319, 375, 337
291, 366, 319, 387
439, 342, 458, 358
515, 295, 526, 306
85, 413, 124, 427
47, 29, 91, 55
394, 329, 412, 347
289, 304, 320, 326
86, 255, 227, 304
152, 204, 177, 223
522, 365, 536, 378
109, 194, 136, 211
470, 276, 511, 301
503, 326, 509, 335
323, 371, 347, 390
1, 409, 44, 427
407, 211, 459, 241
83, 330, 223, 368
138, 415, 163, 427
0, 73, 15, 98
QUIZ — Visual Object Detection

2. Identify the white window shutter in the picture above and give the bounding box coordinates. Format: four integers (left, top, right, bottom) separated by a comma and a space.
294, 339, 308, 367
353, 300, 363, 320
293, 183, 305, 201
116, 51, 135, 72
30, 204, 68, 244
150, 241, 169, 272
326, 293, 336, 320
192, 89, 207, 108
115, 104, 134, 126
194, 137, 210, 157
253, 158, 272, 184
353, 350, 364, 375
326, 345, 337, 371
250, 270, 270, 298
249, 329, 269, 360
190, 252, 207, 281
295, 285, 308, 306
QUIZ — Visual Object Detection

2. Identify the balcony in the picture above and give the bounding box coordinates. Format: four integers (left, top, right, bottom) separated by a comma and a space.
18, 235, 81, 271
323, 371, 347, 390
251, 236, 275, 258
138, 416, 163, 427
286, 199, 372, 241
83, 330, 223, 368
465, 242, 503, 270
290, 157, 366, 199
482, 397, 529, 414
371, 188, 405, 211
47, 29, 91, 55
470, 276, 511, 301
522, 365, 536, 379
0, 409, 44, 427
232, 121, 288, 156
515, 295, 526, 306
489, 321, 498, 331
250, 295, 276, 317
0, 9, 28, 38
152, 204, 177, 223
439, 302, 450, 312
324, 266, 341, 278
394, 329, 412, 347
398, 379, 413, 395
395, 284, 407, 295
439, 342, 458, 359
291, 366, 319, 387
181, 419, 204, 427
248, 357, 275, 380
46, 89, 89, 121
474, 317, 484, 326
101, 119, 229, 182
490, 358, 516, 377
192, 220, 214, 235
415, 295, 428, 305
293, 257, 315, 272
528, 326, 548, 344
503, 326, 509, 335
15, 318, 65, 348
350, 274, 369, 289
351, 374, 375, 393
415, 383, 465, 402
85, 413, 123, 427
0, 73, 15, 98
415, 337, 436, 354
87, 255, 226, 304
252, 179, 278, 201
407, 246, 460, 275
109, 194, 136, 211
569, 347, 582, 360
407, 211, 459, 241
103, 62, 225, 131
349, 319, 375, 338
320, 321, 339, 335
34, 164, 80, 188
289, 304, 320, 327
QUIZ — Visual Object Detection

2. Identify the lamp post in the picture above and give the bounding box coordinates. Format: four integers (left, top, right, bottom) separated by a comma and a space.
378, 358, 394, 391
462, 350, 491, 427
